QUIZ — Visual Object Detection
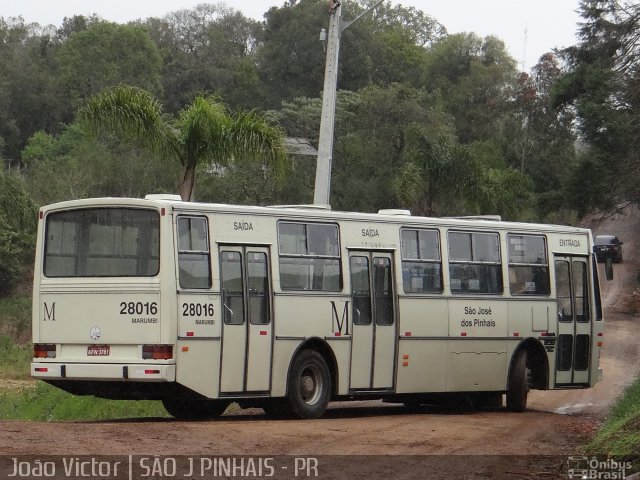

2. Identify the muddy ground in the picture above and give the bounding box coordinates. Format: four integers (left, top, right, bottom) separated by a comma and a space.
1, 210, 638, 479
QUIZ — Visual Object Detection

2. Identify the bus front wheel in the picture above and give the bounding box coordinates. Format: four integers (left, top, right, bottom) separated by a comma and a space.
162, 398, 228, 420
285, 350, 331, 419
506, 350, 529, 412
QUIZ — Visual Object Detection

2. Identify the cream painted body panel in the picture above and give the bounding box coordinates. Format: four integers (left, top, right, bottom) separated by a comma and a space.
349, 322, 373, 389
372, 322, 395, 389
447, 340, 507, 391
39, 291, 161, 345
274, 295, 349, 338
176, 340, 220, 398
396, 340, 448, 392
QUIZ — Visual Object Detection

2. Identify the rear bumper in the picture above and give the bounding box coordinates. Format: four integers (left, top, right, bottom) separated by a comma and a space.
31, 362, 175, 382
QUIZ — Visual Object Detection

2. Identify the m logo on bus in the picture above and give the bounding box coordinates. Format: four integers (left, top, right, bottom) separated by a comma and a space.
43, 302, 56, 321
330, 301, 350, 336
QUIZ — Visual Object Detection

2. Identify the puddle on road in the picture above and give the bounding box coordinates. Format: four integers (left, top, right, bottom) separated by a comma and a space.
553, 403, 599, 415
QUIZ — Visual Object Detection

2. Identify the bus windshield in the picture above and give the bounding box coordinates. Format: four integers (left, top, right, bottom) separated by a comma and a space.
44, 208, 160, 277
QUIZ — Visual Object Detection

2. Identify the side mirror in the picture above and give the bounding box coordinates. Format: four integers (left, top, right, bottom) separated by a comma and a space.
605, 257, 614, 281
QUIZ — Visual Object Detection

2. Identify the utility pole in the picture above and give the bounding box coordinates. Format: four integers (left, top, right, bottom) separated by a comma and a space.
313, 0, 383, 206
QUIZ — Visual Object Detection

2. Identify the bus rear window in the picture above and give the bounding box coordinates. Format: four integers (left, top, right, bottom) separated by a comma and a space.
44, 208, 160, 277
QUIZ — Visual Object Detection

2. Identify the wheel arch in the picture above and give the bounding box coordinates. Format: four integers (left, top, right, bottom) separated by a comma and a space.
287, 337, 339, 398
508, 337, 549, 390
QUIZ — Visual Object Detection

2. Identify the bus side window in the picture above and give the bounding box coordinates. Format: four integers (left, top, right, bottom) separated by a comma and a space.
277, 222, 342, 291
448, 231, 502, 294
177, 216, 211, 289
400, 228, 443, 294
507, 234, 550, 296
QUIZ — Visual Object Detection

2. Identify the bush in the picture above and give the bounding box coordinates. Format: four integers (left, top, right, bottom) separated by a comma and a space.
0, 171, 37, 297
0, 334, 31, 378
0, 295, 32, 342
0, 213, 25, 296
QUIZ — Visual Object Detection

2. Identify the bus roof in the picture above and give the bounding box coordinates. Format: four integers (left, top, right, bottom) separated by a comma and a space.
39, 196, 591, 235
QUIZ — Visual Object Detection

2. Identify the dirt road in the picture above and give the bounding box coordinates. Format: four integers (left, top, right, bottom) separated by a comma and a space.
1, 210, 638, 478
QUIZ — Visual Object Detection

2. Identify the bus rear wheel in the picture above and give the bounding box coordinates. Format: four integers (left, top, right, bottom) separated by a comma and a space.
506, 350, 529, 412
162, 398, 228, 420
284, 350, 331, 419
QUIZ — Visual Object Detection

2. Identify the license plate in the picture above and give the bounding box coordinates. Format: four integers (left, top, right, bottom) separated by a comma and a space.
87, 345, 110, 356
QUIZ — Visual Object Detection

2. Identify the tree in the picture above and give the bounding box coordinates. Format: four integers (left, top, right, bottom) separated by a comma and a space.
0, 170, 37, 296
342, 1, 446, 88
256, 0, 446, 107
78, 85, 288, 201
56, 21, 163, 113
0, 17, 60, 158
393, 130, 477, 216
22, 126, 181, 205
500, 54, 578, 218
145, 4, 264, 112
553, 0, 640, 212
421, 33, 518, 143
258, 0, 329, 106
393, 131, 533, 219
331, 84, 452, 212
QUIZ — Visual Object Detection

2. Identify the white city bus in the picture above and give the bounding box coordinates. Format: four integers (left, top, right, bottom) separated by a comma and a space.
31, 195, 604, 419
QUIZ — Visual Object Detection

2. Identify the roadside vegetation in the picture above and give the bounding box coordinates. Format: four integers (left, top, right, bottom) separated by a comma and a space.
0, 382, 168, 421
586, 378, 640, 459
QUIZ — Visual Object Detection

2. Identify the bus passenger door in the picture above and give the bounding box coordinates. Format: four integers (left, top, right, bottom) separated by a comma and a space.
554, 256, 591, 386
348, 251, 396, 391
219, 246, 273, 394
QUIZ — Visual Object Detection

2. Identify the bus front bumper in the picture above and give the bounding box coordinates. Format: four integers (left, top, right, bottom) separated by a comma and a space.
31, 362, 176, 382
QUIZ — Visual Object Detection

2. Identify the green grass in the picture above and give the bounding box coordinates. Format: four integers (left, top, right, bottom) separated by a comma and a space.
0, 381, 169, 421
0, 335, 31, 378
0, 295, 31, 343
0, 294, 32, 378
586, 378, 640, 458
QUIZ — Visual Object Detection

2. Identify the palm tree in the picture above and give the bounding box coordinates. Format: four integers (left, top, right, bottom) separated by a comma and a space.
78, 85, 287, 201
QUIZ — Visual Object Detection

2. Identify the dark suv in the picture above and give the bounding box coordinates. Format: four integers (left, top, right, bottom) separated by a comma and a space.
594, 235, 623, 263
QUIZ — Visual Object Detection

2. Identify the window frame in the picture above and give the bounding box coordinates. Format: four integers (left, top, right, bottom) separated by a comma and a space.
43, 207, 160, 278
506, 233, 550, 296
177, 215, 212, 290
400, 227, 443, 294
277, 221, 342, 292
447, 230, 503, 295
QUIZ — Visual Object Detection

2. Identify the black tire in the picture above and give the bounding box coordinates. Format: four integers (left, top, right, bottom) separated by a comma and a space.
162, 398, 228, 420
506, 350, 528, 412
284, 350, 331, 419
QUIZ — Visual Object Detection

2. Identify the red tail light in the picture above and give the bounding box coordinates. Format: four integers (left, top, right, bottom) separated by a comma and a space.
34, 344, 56, 359
142, 345, 173, 360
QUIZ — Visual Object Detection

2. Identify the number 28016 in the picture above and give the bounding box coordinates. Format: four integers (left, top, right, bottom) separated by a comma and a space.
182, 303, 215, 317
120, 301, 158, 315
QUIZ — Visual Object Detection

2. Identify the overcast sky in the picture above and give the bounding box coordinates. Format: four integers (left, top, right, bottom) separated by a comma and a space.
1, 0, 582, 71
